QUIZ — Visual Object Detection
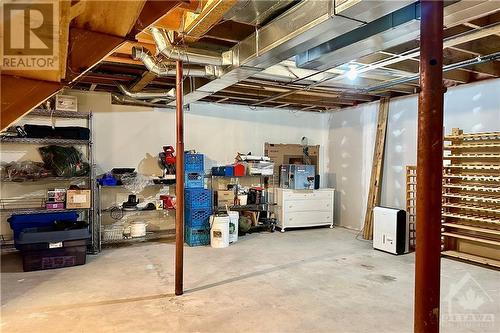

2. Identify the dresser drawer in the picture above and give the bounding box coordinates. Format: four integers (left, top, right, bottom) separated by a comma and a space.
281, 190, 315, 201
284, 211, 333, 227
285, 199, 332, 212
281, 189, 333, 200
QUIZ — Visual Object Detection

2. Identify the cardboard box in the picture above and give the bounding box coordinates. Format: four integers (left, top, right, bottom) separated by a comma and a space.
216, 190, 234, 207
66, 190, 91, 209
264, 143, 320, 178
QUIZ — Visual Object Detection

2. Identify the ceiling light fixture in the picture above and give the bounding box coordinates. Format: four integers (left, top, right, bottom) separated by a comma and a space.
346, 65, 358, 81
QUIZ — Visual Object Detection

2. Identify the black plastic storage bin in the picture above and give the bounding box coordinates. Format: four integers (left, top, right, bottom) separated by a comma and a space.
17, 227, 89, 272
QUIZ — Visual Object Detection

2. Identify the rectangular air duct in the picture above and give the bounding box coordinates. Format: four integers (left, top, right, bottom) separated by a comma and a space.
296, 2, 422, 70
170, 0, 413, 106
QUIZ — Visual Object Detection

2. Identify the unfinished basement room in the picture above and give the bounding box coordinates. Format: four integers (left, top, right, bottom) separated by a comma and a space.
1, 0, 499, 332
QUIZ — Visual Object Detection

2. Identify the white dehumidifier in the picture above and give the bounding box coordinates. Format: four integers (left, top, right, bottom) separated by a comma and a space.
373, 207, 408, 255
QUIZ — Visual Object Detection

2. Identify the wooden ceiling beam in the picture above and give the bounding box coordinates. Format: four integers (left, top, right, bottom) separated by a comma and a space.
182, 0, 238, 43
179, 0, 203, 12
237, 80, 377, 102
453, 35, 500, 56
131, 0, 184, 42
443, 48, 500, 77
379, 57, 471, 83
103, 55, 145, 66
66, 28, 126, 83
1, 75, 62, 130
74, 1, 147, 37
114, 42, 156, 56
219, 88, 355, 107
130, 71, 158, 92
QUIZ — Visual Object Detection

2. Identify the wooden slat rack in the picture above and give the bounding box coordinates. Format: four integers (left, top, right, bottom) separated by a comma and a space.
442, 128, 500, 269
405, 166, 417, 251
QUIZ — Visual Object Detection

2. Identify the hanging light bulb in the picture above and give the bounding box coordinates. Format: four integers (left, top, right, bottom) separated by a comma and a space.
346, 65, 358, 81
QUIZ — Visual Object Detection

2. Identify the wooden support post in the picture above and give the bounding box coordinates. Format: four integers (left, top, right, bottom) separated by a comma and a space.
175, 60, 185, 296
414, 1, 444, 332
362, 97, 390, 240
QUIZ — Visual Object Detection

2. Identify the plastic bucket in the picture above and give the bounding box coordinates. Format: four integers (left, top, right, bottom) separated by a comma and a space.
210, 214, 230, 248
227, 211, 239, 243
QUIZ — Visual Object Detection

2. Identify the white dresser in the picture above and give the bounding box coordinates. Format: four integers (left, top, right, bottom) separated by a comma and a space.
273, 188, 335, 232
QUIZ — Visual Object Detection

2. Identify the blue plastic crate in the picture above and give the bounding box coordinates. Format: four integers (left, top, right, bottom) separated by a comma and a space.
211, 166, 234, 177
185, 153, 204, 173
185, 172, 204, 188
185, 226, 210, 246
8, 212, 79, 244
225, 165, 234, 176
185, 207, 212, 228
211, 166, 225, 176
185, 188, 212, 210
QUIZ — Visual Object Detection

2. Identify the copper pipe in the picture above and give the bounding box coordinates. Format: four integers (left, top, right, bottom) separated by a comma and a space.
175, 60, 184, 296
414, 1, 444, 332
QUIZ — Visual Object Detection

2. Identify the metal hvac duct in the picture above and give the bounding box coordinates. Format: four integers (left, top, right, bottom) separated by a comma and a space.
117, 84, 176, 100
295, 0, 496, 71
223, 0, 297, 26
151, 27, 231, 66
132, 46, 220, 78
296, 2, 422, 70
172, 0, 413, 106
112, 94, 172, 107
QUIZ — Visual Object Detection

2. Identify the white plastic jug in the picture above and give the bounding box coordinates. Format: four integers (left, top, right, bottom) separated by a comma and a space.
227, 211, 239, 243
210, 214, 230, 248
129, 221, 147, 238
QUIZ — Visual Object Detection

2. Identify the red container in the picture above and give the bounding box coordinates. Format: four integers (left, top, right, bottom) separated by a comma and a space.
233, 163, 246, 177
160, 195, 176, 209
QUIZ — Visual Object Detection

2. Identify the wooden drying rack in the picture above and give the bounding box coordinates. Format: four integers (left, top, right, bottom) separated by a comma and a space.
441, 128, 500, 268
406, 128, 500, 268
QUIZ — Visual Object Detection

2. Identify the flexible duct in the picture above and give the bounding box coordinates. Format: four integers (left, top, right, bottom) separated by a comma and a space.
112, 94, 172, 107
117, 84, 176, 100
151, 27, 229, 66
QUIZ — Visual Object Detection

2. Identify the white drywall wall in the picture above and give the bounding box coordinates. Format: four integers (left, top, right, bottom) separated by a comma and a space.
326, 102, 378, 230
89, 99, 330, 185
328, 78, 500, 230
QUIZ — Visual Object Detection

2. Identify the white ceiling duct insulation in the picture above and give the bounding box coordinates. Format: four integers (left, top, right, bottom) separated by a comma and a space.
169, 0, 414, 106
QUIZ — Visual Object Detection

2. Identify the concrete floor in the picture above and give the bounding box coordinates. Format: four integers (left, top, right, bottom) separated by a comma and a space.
1, 227, 499, 333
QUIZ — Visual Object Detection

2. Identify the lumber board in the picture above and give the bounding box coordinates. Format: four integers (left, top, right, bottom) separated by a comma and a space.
442, 223, 500, 235
443, 193, 500, 204
442, 250, 500, 269
443, 203, 500, 214
442, 232, 500, 246
362, 97, 390, 240
442, 212, 500, 225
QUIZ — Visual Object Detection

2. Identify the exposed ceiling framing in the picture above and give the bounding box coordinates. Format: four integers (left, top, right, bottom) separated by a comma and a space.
2, 0, 500, 127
